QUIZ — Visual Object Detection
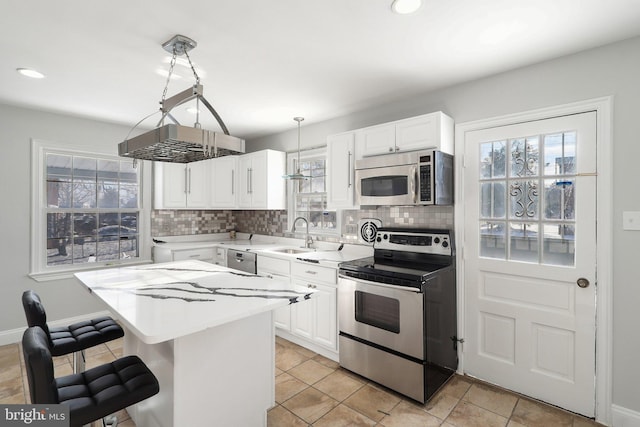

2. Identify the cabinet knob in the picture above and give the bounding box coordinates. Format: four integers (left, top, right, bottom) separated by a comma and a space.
388, 147, 394, 152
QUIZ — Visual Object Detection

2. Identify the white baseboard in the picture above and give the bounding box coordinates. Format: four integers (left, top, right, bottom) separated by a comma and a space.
0, 310, 113, 346
612, 404, 640, 427
275, 329, 339, 362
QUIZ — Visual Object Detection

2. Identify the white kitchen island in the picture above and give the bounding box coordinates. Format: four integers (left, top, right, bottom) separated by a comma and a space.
74, 260, 314, 427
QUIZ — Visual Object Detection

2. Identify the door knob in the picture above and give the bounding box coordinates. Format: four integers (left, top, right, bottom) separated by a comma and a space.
576, 278, 590, 288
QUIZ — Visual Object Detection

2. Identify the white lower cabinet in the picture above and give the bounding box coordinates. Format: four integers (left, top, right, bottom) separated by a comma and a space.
290, 262, 338, 352
257, 255, 292, 331
257, 255, 339, 355
291, 279, 337, 350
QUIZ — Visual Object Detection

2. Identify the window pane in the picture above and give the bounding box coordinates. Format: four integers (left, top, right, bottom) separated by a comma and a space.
480, 141, 506, 179
311, 177, 325, 193
544, 179, 575, 220
47, 154, 72, 208
97, 160, 119, 179
510, 137, 539, 177
73, 157, 96, 179
509, 180, 538, 220
120, 183, 139, 208
97, 180, 119, 208
120, 160, 138, 182
47, 213, 72, 265
509, 222, 539, 263
544, 132, 576, 175
480, 221, 506, 259
480, 181, 506, 219
543, 224, 575, 266
72, 180, 97, 208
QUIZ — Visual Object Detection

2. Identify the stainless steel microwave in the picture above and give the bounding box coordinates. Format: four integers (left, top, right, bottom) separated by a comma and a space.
355, 149, 453, 206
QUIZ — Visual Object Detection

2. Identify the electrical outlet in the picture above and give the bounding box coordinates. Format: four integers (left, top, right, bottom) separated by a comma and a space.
622, 211, 640, 230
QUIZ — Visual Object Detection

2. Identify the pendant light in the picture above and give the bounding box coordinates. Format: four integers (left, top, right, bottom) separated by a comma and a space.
283, 117, 310, 180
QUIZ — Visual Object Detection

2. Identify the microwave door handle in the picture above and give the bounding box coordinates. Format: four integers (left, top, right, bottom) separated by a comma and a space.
411, 165, 418, 204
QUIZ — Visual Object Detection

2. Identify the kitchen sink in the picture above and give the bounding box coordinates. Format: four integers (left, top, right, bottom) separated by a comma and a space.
271, 248, 312, 254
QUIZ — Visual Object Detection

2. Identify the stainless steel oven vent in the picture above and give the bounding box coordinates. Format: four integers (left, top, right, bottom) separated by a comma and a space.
118, 35, 245, 163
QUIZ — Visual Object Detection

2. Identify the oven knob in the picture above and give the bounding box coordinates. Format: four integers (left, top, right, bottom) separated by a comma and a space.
434, 237, 440, 244
442, 240, 449, 248
376, 236, 382, 242
383, 234, 388, 240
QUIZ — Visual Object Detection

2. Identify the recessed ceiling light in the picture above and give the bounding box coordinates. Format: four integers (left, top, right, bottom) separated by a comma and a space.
16, 68, 45, 79
391, 0, 422, 14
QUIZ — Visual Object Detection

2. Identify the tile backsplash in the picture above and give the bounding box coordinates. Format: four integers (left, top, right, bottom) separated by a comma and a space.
152, 206, 454, 239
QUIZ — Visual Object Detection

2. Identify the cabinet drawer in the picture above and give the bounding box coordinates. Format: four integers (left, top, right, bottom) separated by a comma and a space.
257, 255, 290, 276
292, 262, 336, 285
173, 248, 214, 261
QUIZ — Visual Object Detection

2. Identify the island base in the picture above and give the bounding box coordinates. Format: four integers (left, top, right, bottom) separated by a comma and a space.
125, 311, 275, 427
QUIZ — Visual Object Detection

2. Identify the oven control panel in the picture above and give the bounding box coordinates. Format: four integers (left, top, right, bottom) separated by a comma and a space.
374, 229, 452, 256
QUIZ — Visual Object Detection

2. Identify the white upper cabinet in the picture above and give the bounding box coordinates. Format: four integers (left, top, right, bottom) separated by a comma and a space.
359, 111, 454, 156
154, 160, 209, 209
326, 132, 357, 209
210, 156, 238, 208
237, 149, 286, 209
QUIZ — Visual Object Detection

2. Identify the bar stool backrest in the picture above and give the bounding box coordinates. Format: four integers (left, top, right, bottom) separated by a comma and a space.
22, 291, 52, 339
22, 326, 59, 404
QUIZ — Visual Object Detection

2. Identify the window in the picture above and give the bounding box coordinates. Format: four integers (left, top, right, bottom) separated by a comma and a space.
478, 131, 577, 266
31, 140, 149, 279
288, 149, 337, 234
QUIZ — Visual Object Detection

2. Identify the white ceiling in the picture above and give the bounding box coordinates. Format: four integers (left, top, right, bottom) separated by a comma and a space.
2, 0, 640, 140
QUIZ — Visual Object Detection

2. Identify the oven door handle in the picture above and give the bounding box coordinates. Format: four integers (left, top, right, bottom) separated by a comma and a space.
338, 274, 423, 293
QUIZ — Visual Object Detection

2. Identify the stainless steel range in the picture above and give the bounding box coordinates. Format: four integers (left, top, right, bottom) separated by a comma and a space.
338, 227, 457, 403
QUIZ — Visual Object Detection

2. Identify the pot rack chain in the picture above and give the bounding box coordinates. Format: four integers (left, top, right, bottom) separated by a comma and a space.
160, 44, 203, 127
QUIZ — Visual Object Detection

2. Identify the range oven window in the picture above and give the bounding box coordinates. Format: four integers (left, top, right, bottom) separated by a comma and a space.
360, 175, 408, 197
355, 291, 400, 333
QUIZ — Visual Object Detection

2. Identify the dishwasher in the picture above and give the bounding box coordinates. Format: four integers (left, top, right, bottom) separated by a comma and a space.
226, 249, 257, 274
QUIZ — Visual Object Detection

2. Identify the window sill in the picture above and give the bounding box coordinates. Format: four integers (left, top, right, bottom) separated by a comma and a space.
29, 259, 153, 282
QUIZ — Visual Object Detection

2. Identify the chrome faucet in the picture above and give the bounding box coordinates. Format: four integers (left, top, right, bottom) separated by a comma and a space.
292, 217, 313, 248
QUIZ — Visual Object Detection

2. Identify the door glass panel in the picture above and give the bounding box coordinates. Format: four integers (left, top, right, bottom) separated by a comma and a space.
480, 221, 506, 259
543, 224, 575, 266
479, 130, 576, 266
509, 180, 538, 220
480, 182, 506, 219
510, 137, 539, 177
544, 179, 575, 220
509, 222, 539, 263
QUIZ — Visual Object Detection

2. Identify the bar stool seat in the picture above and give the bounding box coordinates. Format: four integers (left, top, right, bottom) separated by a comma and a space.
23, 326, 159, 427
22, 290, 124, 371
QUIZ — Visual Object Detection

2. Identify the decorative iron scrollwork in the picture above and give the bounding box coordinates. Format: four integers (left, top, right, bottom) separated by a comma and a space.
510, 181, 538, 218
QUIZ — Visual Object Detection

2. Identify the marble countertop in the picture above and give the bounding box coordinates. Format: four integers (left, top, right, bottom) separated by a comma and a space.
74, 260, 314, 344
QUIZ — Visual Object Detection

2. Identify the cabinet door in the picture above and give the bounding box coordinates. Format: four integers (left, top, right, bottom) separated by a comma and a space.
361, 123, 396, 156
327, 132, 356, 209
158, 162, 187, 208
291, 279, 314, 339
395, 114, 438, 153
185, 161, 209, 208
248, 151, 268, 208
211, 156, 237, 208
312, 284, 337, 350
237, 155, 253, 208
269, 273, 292, 331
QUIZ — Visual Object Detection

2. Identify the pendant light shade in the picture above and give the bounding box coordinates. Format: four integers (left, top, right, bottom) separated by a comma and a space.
283, 117, 310, 180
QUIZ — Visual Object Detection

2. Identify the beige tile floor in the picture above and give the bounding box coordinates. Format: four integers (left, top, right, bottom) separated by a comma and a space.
1, 335, 604, 427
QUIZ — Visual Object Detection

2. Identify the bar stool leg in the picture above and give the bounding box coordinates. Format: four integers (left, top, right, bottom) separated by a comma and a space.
73, 350, 86, 373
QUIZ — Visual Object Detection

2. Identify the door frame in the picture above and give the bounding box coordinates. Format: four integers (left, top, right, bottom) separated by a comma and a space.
454, 97, 613, 424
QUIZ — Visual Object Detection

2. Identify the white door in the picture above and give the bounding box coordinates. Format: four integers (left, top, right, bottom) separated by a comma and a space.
211, 156, 237, 208
185, 161, 209, 208
463, 112, 597, 416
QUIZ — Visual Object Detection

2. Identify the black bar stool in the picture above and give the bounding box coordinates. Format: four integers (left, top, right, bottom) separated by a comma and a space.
22, 290, 125, 372
22, 326, 159, 427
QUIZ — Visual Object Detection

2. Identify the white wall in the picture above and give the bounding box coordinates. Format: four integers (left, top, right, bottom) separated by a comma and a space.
250, 36, 640, 416
0, 105, 149, 336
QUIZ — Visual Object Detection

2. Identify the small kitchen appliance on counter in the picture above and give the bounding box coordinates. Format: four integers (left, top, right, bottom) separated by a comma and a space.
338, 227, 457, 403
